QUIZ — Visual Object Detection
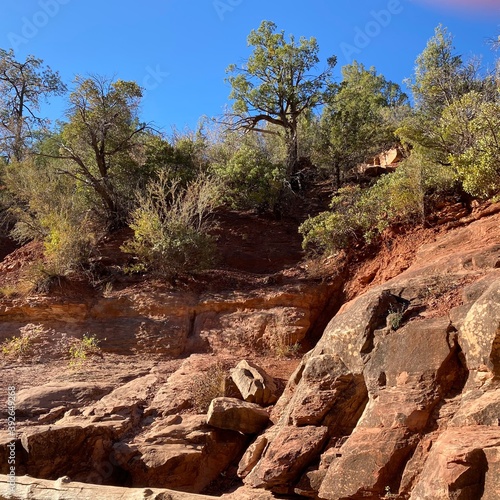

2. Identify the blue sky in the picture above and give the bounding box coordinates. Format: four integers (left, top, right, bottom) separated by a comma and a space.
1, 0, 499, 134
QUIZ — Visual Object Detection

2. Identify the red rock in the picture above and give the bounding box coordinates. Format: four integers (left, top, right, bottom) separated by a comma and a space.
410, 427, 500, 499
230, 360, 279, 406
207, 397, 270, 434
244, 425, 328, 491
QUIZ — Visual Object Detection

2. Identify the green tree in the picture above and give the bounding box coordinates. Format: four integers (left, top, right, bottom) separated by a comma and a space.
398, 26, 498, 200
409, 26, 490, 117
0, 49, 66, 163
398, 26, 494, 165
317, 61, 408, 186
141, 131, 207, 186
441, 92, 500, 198
49, 75, 148, 226
226, 20, 336, 180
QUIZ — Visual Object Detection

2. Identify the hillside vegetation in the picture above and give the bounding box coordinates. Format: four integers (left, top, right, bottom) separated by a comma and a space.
0, 23, 499, 292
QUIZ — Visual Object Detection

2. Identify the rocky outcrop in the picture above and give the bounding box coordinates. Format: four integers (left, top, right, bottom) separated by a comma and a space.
0, 282, 339, 358
354, 147, 403, 179
237, 211, 500, 498
0, 474, 279, 499
410, 427, 500, 500
1, 209, 499, 499
113, 414, 247, 493
14, 381, 115, 417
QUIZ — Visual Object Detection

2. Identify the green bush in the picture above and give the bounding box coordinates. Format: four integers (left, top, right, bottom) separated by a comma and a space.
300, 161, 424, 255
454, 143, 500, 199
4, 158, 103, 278
300, 211, 357, 255
122, 173, 221, 279
211, 144, 285, 211
1, 324, 47, 358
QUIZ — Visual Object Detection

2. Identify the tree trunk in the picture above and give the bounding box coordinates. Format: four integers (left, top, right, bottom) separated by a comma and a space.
13, 92, 25, 162
285, 127, 299, 182
334, 160, 341, 189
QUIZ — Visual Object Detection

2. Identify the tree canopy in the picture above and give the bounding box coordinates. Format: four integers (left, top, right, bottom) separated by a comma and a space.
54, 75, 148, 226
0, 49, 66, 163
226, 20, 336, 178
317, 61, 408, 186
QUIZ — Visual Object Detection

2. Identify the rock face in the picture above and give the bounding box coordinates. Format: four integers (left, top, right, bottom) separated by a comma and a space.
236, 211, 500, 499
0, 282, 337, 358
410, 427, 500, 500
1, 209, 500, 499
354, 147, 403, 180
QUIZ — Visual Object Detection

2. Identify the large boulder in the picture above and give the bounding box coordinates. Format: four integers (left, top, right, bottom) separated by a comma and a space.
12, 382, 115, 418
230, 360, 279, 406
113, 414, 247, 493
319, 427, 417, 500
243, 425, 328, 492
150, 355, 221, 416
460, 279, 500, 381
81, 374, 157, 420
207, 397, 270, 434
5, 422, 124, 484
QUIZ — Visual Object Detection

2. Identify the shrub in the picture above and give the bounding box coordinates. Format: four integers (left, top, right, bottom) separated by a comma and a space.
191, 362, 228, 412
22, 261, 63, 294
211, 144, 285, 211
68, 333, 102, 368
266, 329, 301, 358
387, 306, 404, 331
300, 160, 424, 255
299, 210, 357, 256
4, 158, 104, 278
122, 173, 221, 280
1, 324, 47, 358
2, 333, 34, 357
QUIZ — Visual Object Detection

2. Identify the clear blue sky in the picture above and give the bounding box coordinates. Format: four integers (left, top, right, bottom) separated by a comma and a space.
1, 0, 499, 133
